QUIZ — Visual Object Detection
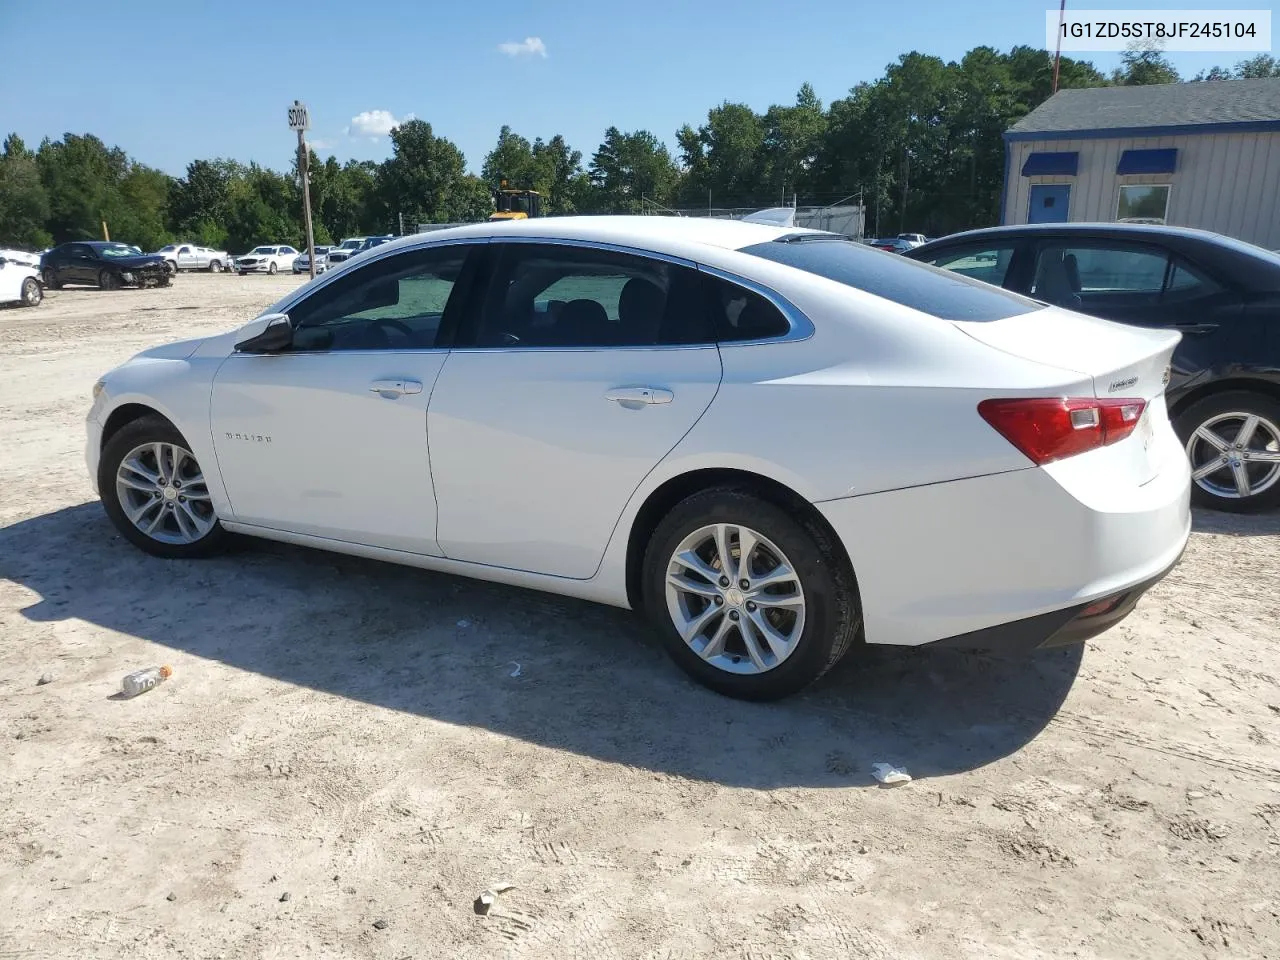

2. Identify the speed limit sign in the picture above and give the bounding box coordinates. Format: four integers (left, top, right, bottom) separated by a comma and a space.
288, 101, 310, 132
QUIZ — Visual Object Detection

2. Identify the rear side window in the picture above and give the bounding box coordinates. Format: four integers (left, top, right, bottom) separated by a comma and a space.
740, 237, 1043, 321
701, 273, 791, 342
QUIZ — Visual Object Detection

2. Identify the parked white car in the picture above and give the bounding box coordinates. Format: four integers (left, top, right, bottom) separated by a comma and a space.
233, 246, 298, 275
0, 251, 42, 307
84, 216, 1191, 700
324, 237, 366, 265
292, 246, 333, 275
154, 243, 229, 274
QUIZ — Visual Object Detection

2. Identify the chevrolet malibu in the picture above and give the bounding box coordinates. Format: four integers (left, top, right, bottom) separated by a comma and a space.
86, 217, 1191, 700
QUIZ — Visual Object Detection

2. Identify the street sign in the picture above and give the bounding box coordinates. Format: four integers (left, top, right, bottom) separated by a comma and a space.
288, 101, 310, 132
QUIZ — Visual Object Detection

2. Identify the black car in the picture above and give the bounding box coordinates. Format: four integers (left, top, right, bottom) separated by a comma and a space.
906, 223, 1280, 513
41, 241, 171, 291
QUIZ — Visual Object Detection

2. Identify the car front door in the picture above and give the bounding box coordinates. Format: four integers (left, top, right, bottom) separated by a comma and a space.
0, 257, 21, 303
67, 244, 96, 284
1024, 239, 1246, 395
176, 245, 195, 270
427, 240, 723, 579
209, 241, 480, 554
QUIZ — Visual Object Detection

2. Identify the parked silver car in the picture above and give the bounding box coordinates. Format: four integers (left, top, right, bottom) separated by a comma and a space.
153, 243, 229, 274
292, 246, 333, 275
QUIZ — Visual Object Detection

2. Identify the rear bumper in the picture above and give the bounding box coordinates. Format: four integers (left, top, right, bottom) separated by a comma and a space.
930, 542, 1185, 652
816, 425, 1192, 649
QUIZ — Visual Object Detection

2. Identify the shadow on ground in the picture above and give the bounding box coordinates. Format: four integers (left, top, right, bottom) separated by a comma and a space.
1, 503, 1087, 788
1192, 506, 1280, 537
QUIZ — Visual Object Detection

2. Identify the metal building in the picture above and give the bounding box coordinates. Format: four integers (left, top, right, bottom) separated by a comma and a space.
1001, 79, 1280, 249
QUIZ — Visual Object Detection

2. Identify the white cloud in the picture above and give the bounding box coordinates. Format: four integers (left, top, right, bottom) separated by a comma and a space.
308, 137, 336, 151
498, 36, 547, 58
348, 109, 413, 139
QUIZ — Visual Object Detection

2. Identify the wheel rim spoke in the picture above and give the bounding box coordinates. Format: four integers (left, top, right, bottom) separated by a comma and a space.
1194, 425, 1229, 452
749, 563, 797, 592
697, 615, 733, 661
735, 526, 758, 582
671, 549, 720, 585
667, 573, 720, 599
747, 609, 793, 661
712, 524, 732, 577
1232, 462, 1252, 498
738, 616, 771, 671
1235, 415, 1261, 448
1244, 449, 1280, 463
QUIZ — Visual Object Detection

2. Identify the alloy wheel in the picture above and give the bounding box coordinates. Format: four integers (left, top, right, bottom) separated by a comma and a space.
1186, 411, 1280, 500
115, 442, 217, 544
664, 522, 806, 675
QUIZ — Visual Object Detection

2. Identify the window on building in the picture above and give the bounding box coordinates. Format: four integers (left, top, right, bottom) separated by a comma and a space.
1116, 184, 1171, 224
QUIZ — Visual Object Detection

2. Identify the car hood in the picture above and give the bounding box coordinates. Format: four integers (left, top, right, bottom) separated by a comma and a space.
111, 255, 168, 269
131, 336, 207, 361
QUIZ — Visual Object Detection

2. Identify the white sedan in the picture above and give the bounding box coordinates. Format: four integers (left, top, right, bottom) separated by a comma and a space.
233, 245, 298, 274
0, 250, 42, 307
85, 217, 1191, 700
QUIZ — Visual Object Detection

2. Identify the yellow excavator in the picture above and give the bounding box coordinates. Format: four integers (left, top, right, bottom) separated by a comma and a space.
488, 180, 543, 221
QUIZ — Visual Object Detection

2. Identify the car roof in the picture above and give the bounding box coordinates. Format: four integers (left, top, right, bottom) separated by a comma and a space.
916, 222, 1235, 245
367, 215, 817, 262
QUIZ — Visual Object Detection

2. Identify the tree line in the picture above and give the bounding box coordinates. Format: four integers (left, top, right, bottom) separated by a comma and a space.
1, 48, 1276, 253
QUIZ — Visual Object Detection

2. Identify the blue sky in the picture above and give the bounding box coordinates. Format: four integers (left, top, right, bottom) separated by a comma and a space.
0, 0, 1266, 177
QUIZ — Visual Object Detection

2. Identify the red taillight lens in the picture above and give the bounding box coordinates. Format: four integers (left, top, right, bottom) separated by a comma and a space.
978, 397, 1147, 465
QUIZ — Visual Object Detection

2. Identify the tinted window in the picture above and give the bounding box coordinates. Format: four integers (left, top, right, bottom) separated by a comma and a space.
1034, 245, 1167, 299
1165, 258, 1220, 301
470, 243, 713, 348
923, 244, 1016, 288
287, 244, 471, 351
741, 237, 1042, 321
701, 273, 790, 342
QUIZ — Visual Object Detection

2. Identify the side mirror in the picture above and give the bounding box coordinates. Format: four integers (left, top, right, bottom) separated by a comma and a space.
234, 313, 294, 353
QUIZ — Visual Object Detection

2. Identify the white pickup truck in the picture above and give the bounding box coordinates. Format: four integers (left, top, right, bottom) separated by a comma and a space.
153, 243, 230, 274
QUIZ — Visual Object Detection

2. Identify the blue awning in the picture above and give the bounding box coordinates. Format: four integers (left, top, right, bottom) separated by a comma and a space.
1117, 148, 1178, 175
1021, 151, 1079, 176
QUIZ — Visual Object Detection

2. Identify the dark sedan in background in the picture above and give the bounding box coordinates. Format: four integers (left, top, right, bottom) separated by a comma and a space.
907, 223, 1280, 513
41, 242, 171, 290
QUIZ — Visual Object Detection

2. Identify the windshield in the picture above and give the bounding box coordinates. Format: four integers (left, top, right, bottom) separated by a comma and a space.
739, 236, 1044, 322
158, 245, 177, 252
251, 247, 276, 254
98, 244, 138, 259
340, 240, 363, 249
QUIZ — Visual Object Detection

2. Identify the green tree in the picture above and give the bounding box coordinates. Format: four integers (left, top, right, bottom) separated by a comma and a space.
677, 103, 766, 206
0, 134, 52, 248
380, 118, 471, 225
1112, 42, 1180, 85
588, 127, 680, 213
531, 134, 584, 214
482, 125, 537, 188
1233, 54, 1280, 78
761, 83, 827, 201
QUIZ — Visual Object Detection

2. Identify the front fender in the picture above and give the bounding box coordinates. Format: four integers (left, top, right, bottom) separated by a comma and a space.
94, 355, 231, 518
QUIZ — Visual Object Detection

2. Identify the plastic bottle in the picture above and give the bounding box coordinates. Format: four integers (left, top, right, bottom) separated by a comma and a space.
120, 665, 172, 698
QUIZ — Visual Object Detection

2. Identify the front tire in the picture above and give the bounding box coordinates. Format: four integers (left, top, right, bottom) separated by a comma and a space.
1175, 391, 1280, 513
98, 415, 229, 559
208, 260, 222, 273
642, 487, 861, 701
20, 277, 42, 307
98, 269, 120, 291
268, 261, 277, 275
165, 260, 177, 275
42, 268, 61, 290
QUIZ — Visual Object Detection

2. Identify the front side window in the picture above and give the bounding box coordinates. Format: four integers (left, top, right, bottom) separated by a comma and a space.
1117, 184, 1170, 224
469, 243, 713, 348
287, 244, 472, 351
922, 244, 1017, 288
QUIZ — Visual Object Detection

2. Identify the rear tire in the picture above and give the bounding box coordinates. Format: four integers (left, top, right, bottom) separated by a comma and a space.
20, 277, 42, 307
98, 269, 119, 291
642, 487, 861, 701
98, 415, 230, 559
1175, 391, 1280, 513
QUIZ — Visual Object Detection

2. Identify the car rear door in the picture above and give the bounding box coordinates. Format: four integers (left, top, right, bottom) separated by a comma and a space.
1024, 237, 1245, 396
426, 240, 723, 579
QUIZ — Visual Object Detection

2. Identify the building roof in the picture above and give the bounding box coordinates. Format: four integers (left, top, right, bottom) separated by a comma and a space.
1008, 78, 1280, 136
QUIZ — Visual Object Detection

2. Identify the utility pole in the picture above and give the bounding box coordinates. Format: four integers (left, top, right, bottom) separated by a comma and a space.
289, 100, 317, 280
1052, 0, 1067, 93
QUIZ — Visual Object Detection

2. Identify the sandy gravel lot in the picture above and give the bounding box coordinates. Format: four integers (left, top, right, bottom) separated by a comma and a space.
2, 274, 1279, 960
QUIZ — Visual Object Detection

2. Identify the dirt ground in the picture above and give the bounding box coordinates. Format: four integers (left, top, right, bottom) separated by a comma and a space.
2, 273, 1279, 960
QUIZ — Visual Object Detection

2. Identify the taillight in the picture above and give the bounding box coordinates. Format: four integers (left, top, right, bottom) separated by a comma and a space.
978, 397, 1147, 465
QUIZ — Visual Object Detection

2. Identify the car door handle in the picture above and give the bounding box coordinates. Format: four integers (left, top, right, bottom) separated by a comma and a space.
1170, 322, 1218, 335
605, 386, 673, 406
369, 378, 423, 397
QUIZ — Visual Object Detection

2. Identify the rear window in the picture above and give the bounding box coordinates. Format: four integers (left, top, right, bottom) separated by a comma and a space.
739, 237, 1044, 322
